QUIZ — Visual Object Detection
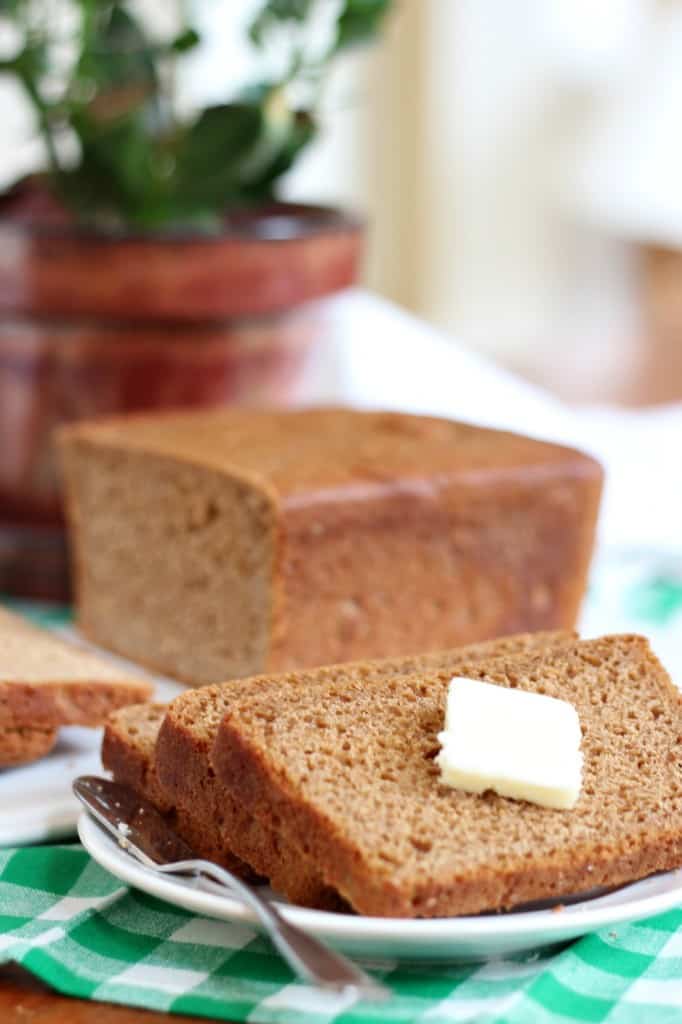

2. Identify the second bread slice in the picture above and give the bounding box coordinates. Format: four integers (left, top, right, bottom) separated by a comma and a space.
213, 634, 682, 917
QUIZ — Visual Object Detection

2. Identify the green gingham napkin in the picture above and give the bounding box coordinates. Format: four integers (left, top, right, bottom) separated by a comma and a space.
3, 844, 682, 1024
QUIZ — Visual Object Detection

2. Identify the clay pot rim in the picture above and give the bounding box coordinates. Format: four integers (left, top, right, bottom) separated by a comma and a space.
0, 179, 363, 246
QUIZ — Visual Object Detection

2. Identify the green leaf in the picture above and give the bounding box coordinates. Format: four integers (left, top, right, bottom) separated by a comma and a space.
173, 103, 264, 207
77, 4, 157, 95
335, 0, 391, 52
236, 87, 293, 178
170, 27, 200, 53
243, 111, 316, 199
64, 116, 152, 221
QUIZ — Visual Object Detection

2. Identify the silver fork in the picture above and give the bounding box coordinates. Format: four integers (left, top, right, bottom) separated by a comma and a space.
74, 776, 390, 1003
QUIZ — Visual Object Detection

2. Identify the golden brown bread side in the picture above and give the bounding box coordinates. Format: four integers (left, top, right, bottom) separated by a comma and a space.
0, 606, 152, 728
59, 407, 602, 685
154, 631, 574, 908
102, 703, 174, 814
0, 725, 58, 767
102, 704, 259, 879
212, 634, 682, 918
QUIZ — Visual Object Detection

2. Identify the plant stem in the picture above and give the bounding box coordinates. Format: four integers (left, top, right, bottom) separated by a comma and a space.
19, 72, 61, 176
10, 0, 62, 177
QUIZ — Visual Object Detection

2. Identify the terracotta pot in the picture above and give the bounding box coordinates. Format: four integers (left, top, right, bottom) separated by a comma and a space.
0, 181, 363, 600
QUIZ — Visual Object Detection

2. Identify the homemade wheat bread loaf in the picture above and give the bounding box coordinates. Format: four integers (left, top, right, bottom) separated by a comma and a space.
213, 634, 682, 917
154, 631, 573, 907
0, 606, 152, 729
0, 725, 58, 767
59, 408, 602, 684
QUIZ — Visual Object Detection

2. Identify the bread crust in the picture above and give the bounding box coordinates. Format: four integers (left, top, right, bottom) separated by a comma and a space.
102, 705, 261, 880
102, 704, 172, 810
155, 694, 343, 908
0, 678, 153, 729
0, 725, 58, 767
213, 634, 682, 917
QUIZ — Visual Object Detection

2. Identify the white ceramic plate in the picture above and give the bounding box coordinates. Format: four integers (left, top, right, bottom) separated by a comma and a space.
79, 813, 682, 962
0, 631, 184, 847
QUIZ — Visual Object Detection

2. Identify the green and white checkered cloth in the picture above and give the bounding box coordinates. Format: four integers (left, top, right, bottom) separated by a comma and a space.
2, 845, 682, 1023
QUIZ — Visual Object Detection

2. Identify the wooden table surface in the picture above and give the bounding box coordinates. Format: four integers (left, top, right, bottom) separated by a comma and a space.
0, 964, 219, 1023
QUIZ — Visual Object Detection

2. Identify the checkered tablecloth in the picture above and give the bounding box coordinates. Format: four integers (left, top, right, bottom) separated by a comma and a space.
3, 844, 682, 1023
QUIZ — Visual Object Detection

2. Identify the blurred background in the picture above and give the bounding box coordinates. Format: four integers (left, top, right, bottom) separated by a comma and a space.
3, 0, 682, 406
1, 0, 682, 614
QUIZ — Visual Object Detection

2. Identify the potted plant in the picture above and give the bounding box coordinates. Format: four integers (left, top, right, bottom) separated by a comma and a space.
0, 0, 392, 600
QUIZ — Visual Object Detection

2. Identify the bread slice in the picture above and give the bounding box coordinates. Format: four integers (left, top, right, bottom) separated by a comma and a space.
0, 725, 58, 767
102, 704, 173, 812
156, 631, 574, 908
0, 606, 152, 728
212, 634, 682, 918
102, 704, 258, 879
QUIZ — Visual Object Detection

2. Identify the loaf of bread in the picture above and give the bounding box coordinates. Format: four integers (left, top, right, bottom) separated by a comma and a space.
60, 408, 602, 685
212, 634, 682, 917
144, 632, 572, 907
0, 606, 152, 737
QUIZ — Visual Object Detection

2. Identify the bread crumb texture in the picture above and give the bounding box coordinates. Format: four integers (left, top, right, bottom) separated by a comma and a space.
213, 634, 682, 917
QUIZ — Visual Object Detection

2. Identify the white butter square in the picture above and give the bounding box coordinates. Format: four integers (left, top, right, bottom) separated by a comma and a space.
437, 676, 583, 810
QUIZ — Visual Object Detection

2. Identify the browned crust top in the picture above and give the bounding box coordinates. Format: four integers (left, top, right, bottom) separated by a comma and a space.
58, 407, 603, 505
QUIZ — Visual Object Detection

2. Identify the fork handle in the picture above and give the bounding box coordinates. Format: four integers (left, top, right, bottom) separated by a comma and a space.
189, 859, 389, 1001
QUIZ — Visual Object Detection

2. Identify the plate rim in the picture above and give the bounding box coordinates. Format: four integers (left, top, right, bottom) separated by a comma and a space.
78, 812, 682, 945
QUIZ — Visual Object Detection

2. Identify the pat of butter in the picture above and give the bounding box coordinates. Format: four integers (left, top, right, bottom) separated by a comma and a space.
437, 677, 582, 810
